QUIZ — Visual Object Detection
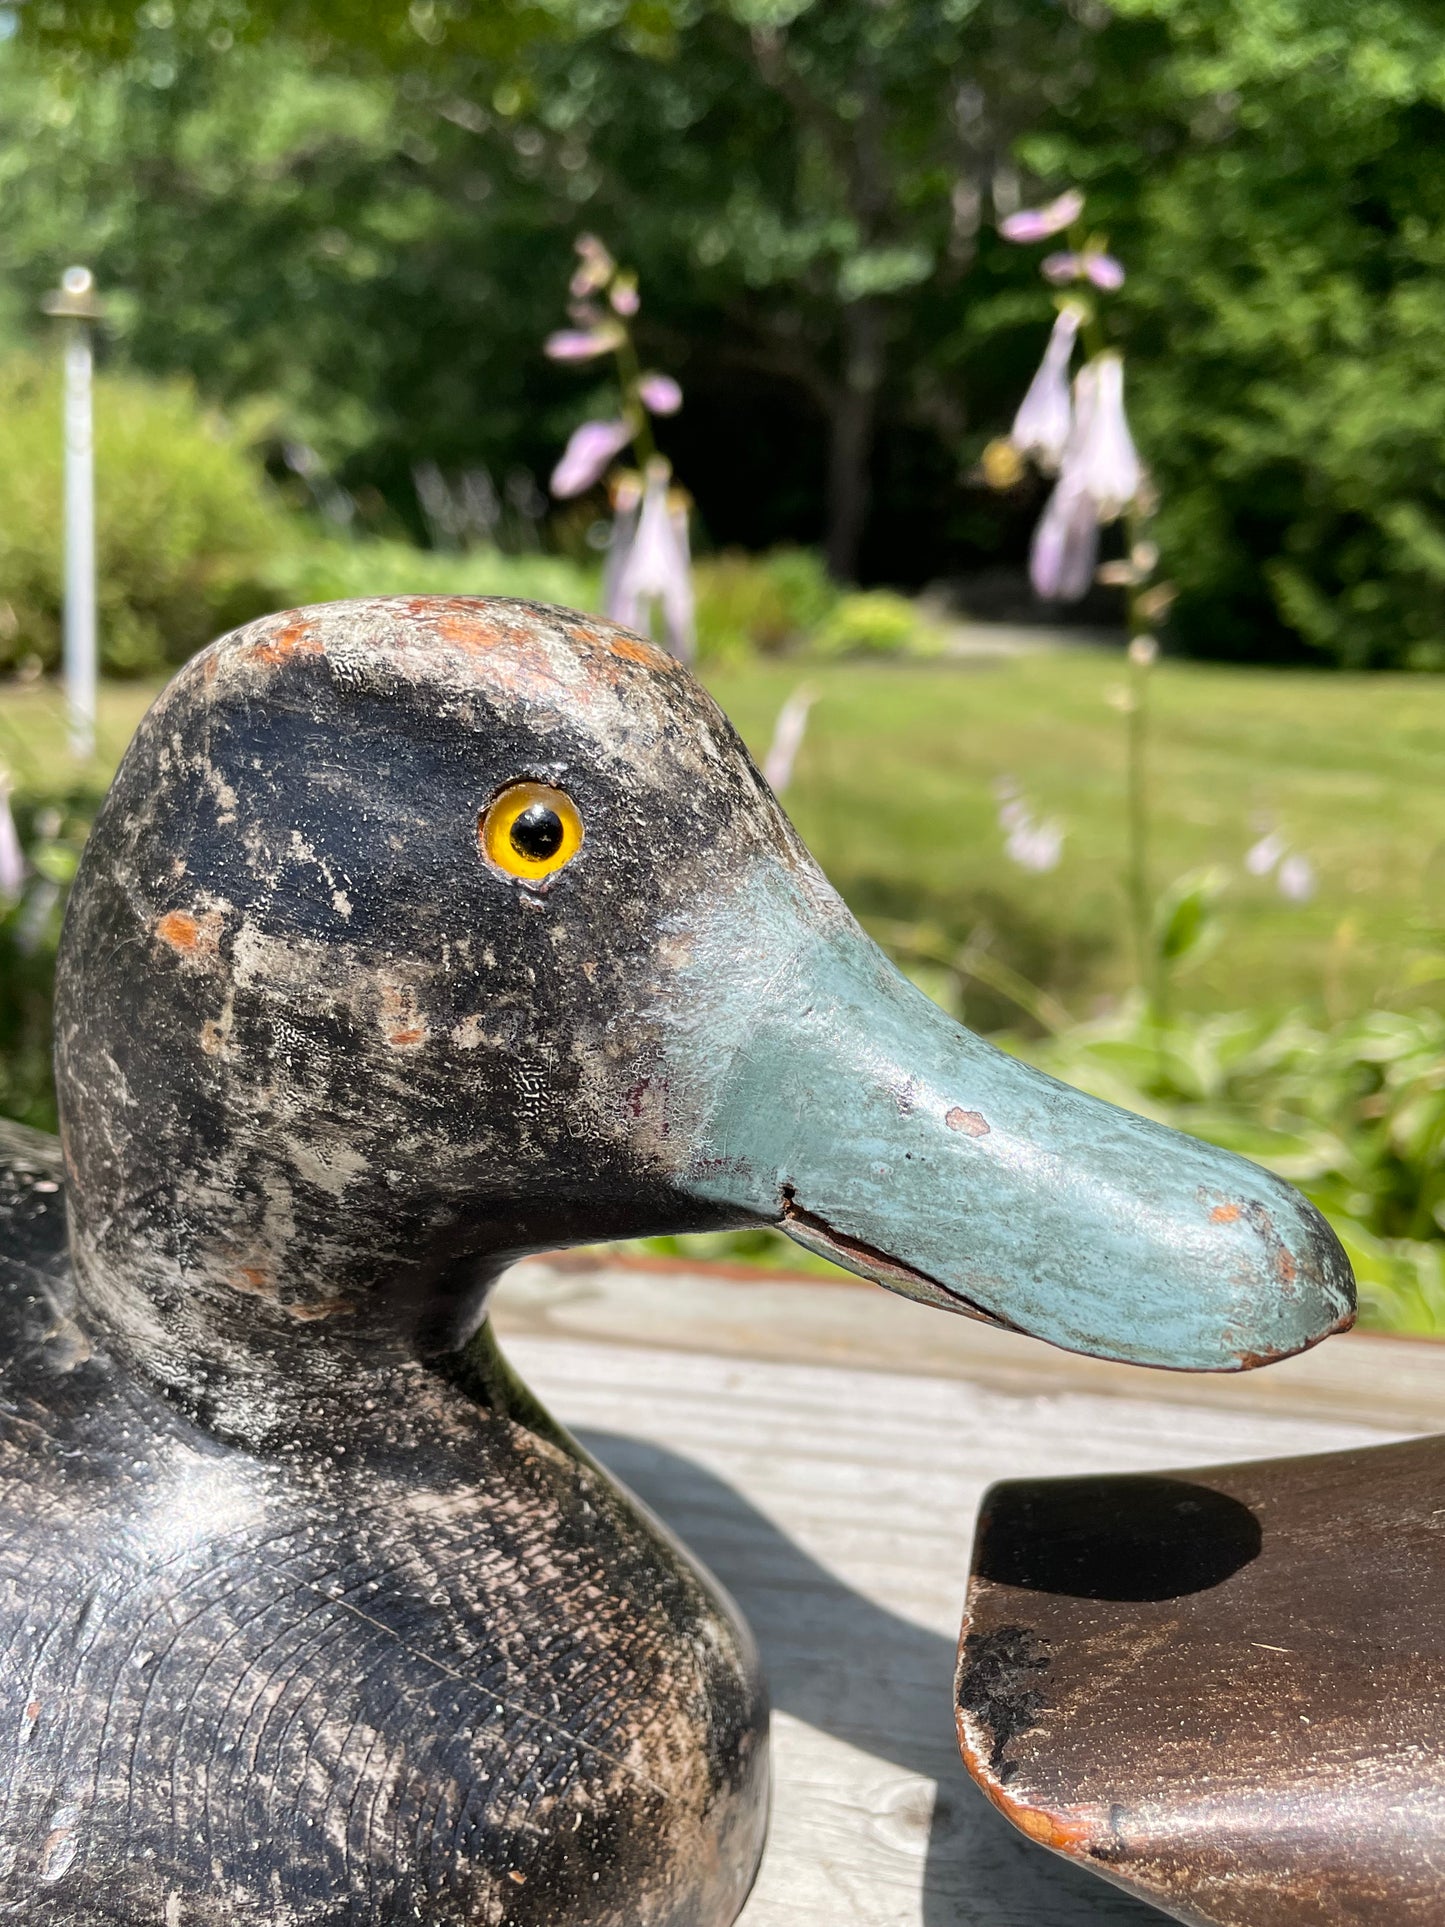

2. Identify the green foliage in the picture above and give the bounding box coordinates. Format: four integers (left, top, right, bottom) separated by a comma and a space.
14, 0, 1445, 654
1153, 865, 1225, 968
1024, 999, 1445, 1335
0, 783, 98, 1132
0, 355, 287, 674
813, 590, 940, 659
265, 537, 598, 613
693, 547, 836, 663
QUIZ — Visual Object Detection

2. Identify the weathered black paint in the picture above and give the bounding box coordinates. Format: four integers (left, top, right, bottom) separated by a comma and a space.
36, 598, 789, 1925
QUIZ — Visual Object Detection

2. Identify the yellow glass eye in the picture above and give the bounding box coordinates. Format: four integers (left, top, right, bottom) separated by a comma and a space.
480, 782, 584, 883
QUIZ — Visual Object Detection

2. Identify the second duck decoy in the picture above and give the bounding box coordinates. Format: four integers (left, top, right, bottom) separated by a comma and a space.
958, 1433, 1444, 1926
3, 595, 1352, 1924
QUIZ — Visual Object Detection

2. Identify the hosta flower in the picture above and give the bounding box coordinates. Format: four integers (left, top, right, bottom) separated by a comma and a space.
1043, 249, 1126, 290
1083, 252, 1125, 291
1007, 817, 1065, 873
1061, 354, 1141, 520
1245, 830, 1286, 877
544, 324, 623, 362
550, 418, 634, 498
1030, 478, 1099, 602
1010, 306, 1081, 473
570, 234, 615, 297
610, 275, 640, 317
1000, 189, 1083, 243
610, 463, 695, 660
638, 372, 682, 416
1042, 251, 1084, 284
762, 685, 816, 794
0, 784, 22, 900
1278, 853, 1316, 903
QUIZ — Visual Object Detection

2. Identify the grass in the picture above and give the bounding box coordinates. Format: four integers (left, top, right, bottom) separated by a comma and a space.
2, 645, 1441, 1029
707, 651, 1445, 1029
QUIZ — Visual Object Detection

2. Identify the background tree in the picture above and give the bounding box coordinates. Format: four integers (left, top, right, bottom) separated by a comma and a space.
10, 0, 1445, 663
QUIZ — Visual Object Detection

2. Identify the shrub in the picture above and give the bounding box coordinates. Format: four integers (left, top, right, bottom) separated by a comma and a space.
0, 783, 100, 1132
0, 355, 290, 676
813, 589, 942, 659
693, 546, 837, 664
266, 537, 598, 614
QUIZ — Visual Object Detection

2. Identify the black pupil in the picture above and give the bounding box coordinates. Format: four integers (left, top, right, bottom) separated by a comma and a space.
510, 803, 565, 861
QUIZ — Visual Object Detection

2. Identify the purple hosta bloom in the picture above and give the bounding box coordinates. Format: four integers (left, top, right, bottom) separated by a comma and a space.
638, 372, 682, 416
0, 784, 23, 901
544, 324, 623, 362
610, 464, 695, 660
1010, 306, 1081, 473
601, 471, 643, 617
1245, 830, 1286, 878
550, 418, 633, 499
1083, 252, 1125, 291
1065, 354, 1140, 520
995, 778, 1064, 872
570, 234, 615, 297
1042, 249, 1126, 290
1007, 817, 1065, 873
1030, 477, 1099, 601
610, 276, 640, 317
762, 685, 817, 794
1000, 189, 1084, 244
1277, 853, 1316, 903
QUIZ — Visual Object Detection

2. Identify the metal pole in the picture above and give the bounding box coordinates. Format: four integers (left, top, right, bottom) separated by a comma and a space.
42, 266, 104, 761
63, 315, 96, 759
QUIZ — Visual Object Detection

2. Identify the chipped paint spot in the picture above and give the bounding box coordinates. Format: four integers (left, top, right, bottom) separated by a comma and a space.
946, 1107, 991, 1137
380, 985, 428, 1050
229, 1264, 277, 1301
155, 909, 223, 958
284, 1297, 355, 1322
1210, 1202, 1241, 1224
332, 889, 352, 920
246, 613, 324, 666
19, 1699, 39, 1744
452, 1015, 488, 1050
38, 1805, 81, 1882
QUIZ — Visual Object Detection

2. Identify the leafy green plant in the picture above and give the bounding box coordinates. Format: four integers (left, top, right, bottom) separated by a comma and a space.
0, 355, 289, 676
266, 537, 598, 614
693, 547, 837, 664
0, 784, 100, 1132
813, 590, 941, 659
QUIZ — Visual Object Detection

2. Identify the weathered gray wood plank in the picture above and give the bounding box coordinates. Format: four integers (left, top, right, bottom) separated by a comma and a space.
496, 1274, 1412, 1927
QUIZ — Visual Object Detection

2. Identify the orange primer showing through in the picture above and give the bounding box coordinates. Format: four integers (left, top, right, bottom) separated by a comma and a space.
246, 613, 324, 666
156, 911, 201, 951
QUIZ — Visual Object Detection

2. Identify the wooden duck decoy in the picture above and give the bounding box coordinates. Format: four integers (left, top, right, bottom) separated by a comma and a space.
957, 1434, 1445, 1926
2, 595, 1353, 1925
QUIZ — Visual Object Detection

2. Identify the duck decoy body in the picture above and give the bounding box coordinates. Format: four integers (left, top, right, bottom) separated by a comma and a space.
958, 1434, 1445, 1926
0, 595, 1351, 1925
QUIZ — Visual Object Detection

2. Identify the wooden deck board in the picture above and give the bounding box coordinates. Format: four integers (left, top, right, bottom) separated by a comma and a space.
493, 1258, 1423, 1925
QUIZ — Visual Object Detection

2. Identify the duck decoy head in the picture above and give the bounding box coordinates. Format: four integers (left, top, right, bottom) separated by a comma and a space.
55, 597, 1352, 1409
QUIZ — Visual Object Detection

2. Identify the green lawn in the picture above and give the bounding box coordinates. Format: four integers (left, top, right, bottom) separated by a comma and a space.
709, 651, 1444, 1028
3, 645, 1440, 1027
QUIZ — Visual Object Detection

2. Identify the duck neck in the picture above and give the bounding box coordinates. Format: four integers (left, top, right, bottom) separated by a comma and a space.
66, 1184, 517, 1448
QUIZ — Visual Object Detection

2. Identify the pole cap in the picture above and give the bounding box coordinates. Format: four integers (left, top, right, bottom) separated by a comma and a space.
42, 265, 105, 321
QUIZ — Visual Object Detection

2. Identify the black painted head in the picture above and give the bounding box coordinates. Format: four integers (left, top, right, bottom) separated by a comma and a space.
55, 597, 1352, 1419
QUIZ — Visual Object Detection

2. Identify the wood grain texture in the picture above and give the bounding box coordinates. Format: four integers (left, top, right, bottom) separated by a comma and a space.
497, 1318, 1410, 1926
